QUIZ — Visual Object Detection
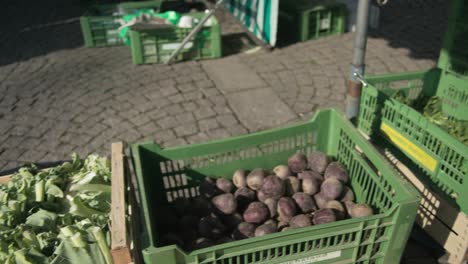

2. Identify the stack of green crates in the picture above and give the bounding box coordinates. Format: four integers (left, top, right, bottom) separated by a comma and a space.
278, 0, 346, 43
80, 1, 161, 47
128, 12, 222, 64
357, 0, 468, 213
131, 109, 420, 264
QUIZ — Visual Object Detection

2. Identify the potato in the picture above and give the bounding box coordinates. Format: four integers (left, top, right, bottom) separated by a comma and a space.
302, 177, 320, 195
243, 202, 270, 224
212, 193, 237, 215
234, 187, 256, 211
324, 162, 349, 184
261, 175, 285, 199
320, 178, 343, 200
298, 170, 323, 182
179, 215, 199, 231
349, 204, 373, 218
247, 169, 266, 190
312, 208, 336, 225
199, 177, 221, 198
273, 165, 291, 180
264, 219, 277, 227
216, 178, 234, 193
220, 213, 243, 231
263, 198, 278, 218
191, 237, 214, 250
233, 222, 256, 240
277, 197, 297, 223
284, 176, 301, 196
288, 153, 308, 174
340, 186, 355, 202
233, 169, 247, 188
198, 215, 226, 239
307, 151, 331, 174
257, 190, 267, 202
324, 200, 345, 220
313, 192, 331, 209
292, 192, 317, 213
254, 223, 277, 237
289, 214, 312, 228
191, 196, 213, 217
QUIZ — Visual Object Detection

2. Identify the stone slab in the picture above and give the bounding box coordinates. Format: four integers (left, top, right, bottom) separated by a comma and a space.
227, 88, 296, 131
202, 57, 266, 93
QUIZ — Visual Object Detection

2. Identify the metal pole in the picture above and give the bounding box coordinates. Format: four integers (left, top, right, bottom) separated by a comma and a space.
166, 0, 225, 65
346, 0, 371, 119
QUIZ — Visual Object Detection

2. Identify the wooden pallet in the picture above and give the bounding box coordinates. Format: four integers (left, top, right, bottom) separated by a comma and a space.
0, 142, 141, 264
382, 149, 468, 264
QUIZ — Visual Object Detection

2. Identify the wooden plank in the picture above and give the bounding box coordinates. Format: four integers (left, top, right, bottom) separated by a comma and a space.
0, 175, 11, 185
382, 149, 468, 264
111, 142, 132, 264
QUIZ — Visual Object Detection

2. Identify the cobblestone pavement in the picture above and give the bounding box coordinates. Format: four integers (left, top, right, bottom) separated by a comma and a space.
0, 0, 449, 173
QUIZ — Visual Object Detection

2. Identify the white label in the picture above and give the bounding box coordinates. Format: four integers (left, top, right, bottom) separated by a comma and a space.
280, 251, 342, 264
320, 18, 331, 30
162, 42, 194, 51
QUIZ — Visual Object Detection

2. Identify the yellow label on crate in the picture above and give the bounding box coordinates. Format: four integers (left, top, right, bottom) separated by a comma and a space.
381, 122, 438, 173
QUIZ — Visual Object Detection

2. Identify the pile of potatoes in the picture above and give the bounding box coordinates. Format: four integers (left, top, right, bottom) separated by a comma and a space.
158, 151, 374, 251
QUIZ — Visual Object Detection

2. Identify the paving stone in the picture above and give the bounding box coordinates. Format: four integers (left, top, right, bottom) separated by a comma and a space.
174, 122, 198, 137
216, 114, 238, 127
227, 88, 297, 131
198, 118, 219, 131
194, 107, 216, 120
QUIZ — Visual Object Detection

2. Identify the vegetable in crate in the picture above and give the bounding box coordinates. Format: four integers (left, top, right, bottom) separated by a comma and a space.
0, 154, 112, 264
156, 152, 375, 251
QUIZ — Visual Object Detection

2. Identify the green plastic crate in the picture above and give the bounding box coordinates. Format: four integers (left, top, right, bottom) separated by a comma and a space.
80, 0, 161, 47
438, 71, 468, 121
130, 109, 419, 264
357, 68, 468, 213
279, 0, 346, 42
129, 13, 221, 64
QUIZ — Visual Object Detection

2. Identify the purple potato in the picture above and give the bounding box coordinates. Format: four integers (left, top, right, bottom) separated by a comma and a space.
243, 202, 270, 224
263, 198, 278, 218
284, 176, 301, 196
247, 169, 266, 190
312, 208, 336, 225
221, 213, 243, 231
313, 192, 331, 209
277, 221, 289, 231
264, 219, 278, 227
198, 215, 226, 239
254, 223, 277, 237
324, 200, 346, 220
277, 197, 297, 223
298, 170, 324, 182
212, 193, 237, 215
233, 169, 247, 188
191, 196, 213, 217
343, 201, 356, 216
320, 178, 344, 200
302, 177, 320, 195
349, 204, 374, 218
340, 186, 355, 202
199, 177, 221, 198
292, 192, 317, 213
273, 165, 291, 180
235, 187, 257, 210
257, 190, 267, 202
280, 226, 292, 232
233, 222, 256, 240
288, 153, 308, 174
307, 151, 331, 174
289, 214, 312, 228
216, 178, 234, 193
324, 162, 349, 184
261, 175, 285, 199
